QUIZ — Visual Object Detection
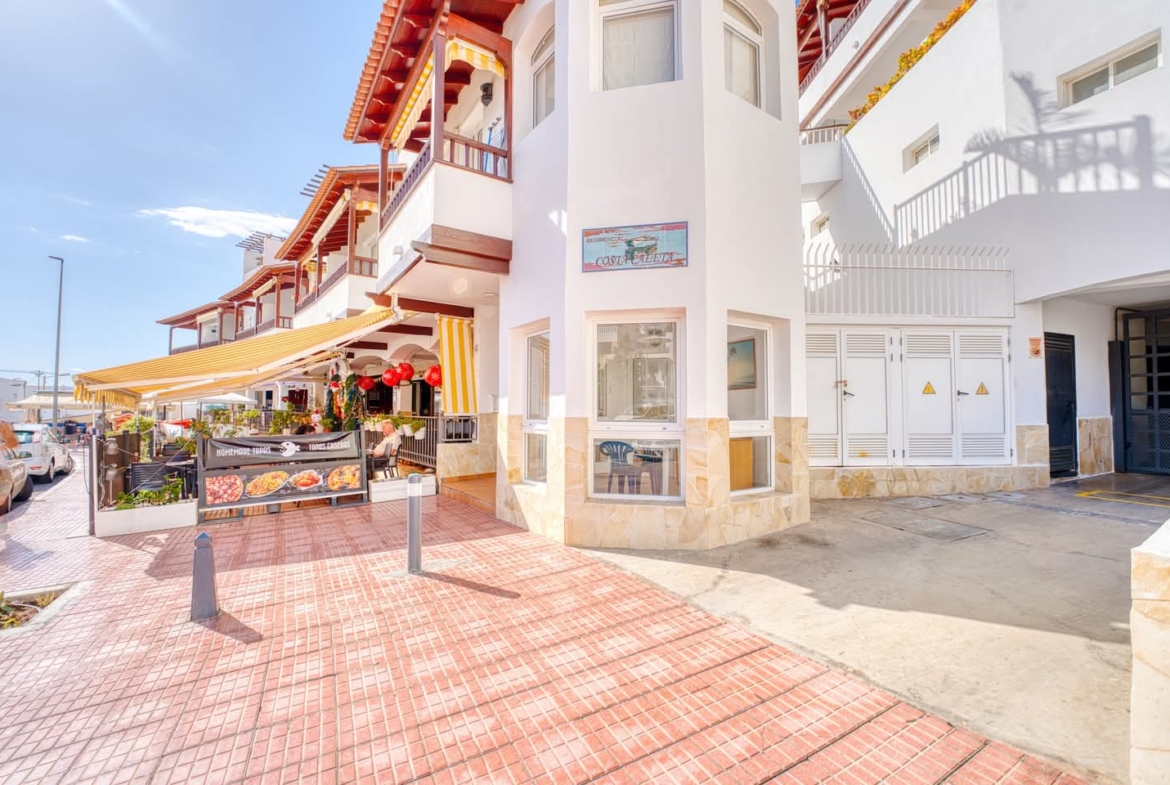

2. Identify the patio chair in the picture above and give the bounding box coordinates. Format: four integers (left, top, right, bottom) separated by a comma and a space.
127, 461, 175, 494
598, 440, 641, 494
369, 443, 400, 480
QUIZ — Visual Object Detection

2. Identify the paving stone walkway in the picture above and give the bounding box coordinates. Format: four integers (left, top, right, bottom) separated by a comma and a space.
0, 473, 1092, 784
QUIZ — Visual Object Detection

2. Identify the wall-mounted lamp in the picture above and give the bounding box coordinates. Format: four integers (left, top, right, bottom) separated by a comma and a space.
480, 83, 493, 106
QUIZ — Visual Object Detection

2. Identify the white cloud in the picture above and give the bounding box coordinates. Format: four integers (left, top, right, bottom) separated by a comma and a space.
138, 206, 295, 239
59, 195, 92, 207
61, 235, 89, 242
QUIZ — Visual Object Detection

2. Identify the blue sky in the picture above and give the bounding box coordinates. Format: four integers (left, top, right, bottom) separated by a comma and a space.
0, 0, 381, 387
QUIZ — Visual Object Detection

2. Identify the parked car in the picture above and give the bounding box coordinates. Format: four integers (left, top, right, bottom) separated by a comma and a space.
12, 424, 74, 483
0, 447, 33, 515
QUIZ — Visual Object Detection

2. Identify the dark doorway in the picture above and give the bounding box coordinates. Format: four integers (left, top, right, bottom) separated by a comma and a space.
1121, 310, 1170, 474
1045, 332, 1078, 477
411, 379, 435, 416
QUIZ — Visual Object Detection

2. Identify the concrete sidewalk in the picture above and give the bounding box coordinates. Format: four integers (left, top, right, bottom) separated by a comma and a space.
0, 474, 1092, 784
590, 481, 1155, 783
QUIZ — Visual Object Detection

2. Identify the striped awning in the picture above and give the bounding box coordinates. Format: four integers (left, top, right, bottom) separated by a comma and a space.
391, 37, 508, 150
437, 315, 477, 414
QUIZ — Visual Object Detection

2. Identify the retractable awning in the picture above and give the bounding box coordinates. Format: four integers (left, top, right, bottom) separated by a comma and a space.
74, 306, 407, 409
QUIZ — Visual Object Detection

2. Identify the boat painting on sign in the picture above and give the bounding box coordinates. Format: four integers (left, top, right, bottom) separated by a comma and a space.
582, 222, 688, 273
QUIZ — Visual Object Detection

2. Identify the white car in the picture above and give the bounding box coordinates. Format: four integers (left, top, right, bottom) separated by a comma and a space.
13, 424, 74, 483
0, 447, 33, 515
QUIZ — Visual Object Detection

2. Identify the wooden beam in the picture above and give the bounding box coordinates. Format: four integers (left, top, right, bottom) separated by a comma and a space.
413, 241, 509, 275
398, 296, 474, 319
375, 324, 434, 336
346, 341, 390, 351
379, 9, 448, 148
429, 225, 511, 260
432, 31, 446, 154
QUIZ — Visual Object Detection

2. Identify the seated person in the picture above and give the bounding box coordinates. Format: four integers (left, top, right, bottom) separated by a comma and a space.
294, 423, 313, 435
369, 420, 401, 456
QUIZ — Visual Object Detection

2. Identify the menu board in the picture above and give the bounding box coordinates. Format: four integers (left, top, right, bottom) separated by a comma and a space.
203, 432, 361, 470
200, 458, 366, 510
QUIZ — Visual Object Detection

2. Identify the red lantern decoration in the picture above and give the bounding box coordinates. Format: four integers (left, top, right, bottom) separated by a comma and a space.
423, 364, 442, 387
380, 368, 401, 387
329, 381, 340, 391
395, 362, 415, 384
357, 376, 376, 392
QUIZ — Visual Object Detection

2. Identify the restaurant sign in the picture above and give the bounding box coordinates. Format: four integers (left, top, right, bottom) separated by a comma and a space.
203, 432, 361, 470
582, 222, 688, 273
200, 458, 366, 511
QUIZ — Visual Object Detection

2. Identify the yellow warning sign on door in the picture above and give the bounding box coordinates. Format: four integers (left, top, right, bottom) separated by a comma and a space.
976, 382, 989, 395
922, 382, 936, 395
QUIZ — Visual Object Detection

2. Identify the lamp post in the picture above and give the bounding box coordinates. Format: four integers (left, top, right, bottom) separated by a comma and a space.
48, 256, 64, 438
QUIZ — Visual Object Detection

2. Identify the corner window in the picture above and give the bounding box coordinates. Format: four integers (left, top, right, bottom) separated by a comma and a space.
524, 332, 550, 483
1065, 36, 1161, 106
591, 318, 683, 500
724, 0, 762, 107
600, 0, 678, 91
532, 27, 555, 127
728, 322, 772, 493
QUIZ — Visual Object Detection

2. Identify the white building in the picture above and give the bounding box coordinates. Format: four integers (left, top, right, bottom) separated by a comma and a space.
0, 377, 29, 424
344, 0, 811, 548
796, 0, 1168, 494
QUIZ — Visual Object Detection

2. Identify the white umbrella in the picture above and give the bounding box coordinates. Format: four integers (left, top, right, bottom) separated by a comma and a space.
194, 392, 255, 405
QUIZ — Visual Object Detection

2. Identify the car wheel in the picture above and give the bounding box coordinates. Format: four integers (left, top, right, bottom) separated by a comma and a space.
46, 461, 55, 483
62, 455, 74, 474
14, 476, 33, 502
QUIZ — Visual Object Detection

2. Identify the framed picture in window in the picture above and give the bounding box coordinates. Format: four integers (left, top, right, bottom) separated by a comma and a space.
728, 338, 756, 390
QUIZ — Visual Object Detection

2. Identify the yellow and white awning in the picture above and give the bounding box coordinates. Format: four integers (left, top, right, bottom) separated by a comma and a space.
437, 315, 477, 414
391, 37, 508, 150
74, 307, 409, 409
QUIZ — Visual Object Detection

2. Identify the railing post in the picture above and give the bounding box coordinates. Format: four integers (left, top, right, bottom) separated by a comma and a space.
191, 532, 219, 621
407, 474, 423, 574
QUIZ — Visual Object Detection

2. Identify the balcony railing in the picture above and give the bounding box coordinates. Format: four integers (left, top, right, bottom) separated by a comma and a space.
799, 0, 874, 95
350, 255, 377, 277
800, 124, 849, 145
382, 142, 433, 228
295, 262, 348, 313
171, 344, 199, 355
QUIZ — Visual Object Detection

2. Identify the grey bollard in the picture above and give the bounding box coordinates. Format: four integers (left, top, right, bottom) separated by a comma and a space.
407, 473, 423, 574
191, 532, 219, 621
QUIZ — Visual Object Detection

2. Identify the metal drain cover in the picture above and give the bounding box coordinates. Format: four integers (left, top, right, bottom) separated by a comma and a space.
888, 497, 944, 510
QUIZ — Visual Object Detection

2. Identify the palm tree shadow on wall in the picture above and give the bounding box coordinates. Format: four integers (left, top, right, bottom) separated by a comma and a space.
890, 72, 1170, 246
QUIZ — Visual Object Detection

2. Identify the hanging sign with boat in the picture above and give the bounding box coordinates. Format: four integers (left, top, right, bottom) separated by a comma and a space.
582, 222, 688, 273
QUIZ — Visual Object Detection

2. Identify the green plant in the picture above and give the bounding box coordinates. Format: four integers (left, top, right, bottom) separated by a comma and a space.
117, 415, 156, 458
33, 592, 58, 609
114, 477, 183, 510
409, 419, 426, 433
241, 408, 260, 423
189, 420, 211, 438
211, 409, 232, 424
847, 0, 977, 129
269, 410, 293, 434
172, 436, 196, 455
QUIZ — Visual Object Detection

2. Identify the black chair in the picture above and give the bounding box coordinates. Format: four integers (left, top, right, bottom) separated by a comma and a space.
598, 440, 641, 494
368, 443, 400, 480
127, 461, 176, 494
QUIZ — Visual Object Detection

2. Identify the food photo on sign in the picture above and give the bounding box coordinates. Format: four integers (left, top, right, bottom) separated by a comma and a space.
200, 458, 365, 510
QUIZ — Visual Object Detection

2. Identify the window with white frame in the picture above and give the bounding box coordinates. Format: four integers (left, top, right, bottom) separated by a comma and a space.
599, 0, 678, 91
591, 318, 683, 500
1064, 35, 1162, 107
728, 322, 772, 493
724, 0, 762, 107
532, 27, 555, 127
910, 133, 939, 168
812, 213, 830, 237
524, 331, 550, 482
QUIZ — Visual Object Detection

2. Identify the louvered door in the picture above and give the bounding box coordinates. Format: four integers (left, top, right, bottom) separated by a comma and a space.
806, 331, 842, 465
842, 331, 896, 465
956, 332, 1010, 464
903, 332, 957, 465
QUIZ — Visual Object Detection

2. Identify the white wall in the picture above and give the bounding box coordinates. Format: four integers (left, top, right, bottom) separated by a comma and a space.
0, 377, 28, 424
1041, 297, 1115, 419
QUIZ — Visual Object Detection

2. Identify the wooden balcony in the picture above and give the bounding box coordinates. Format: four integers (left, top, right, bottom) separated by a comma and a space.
381, 135, 510, 230
294, 255, 379, 314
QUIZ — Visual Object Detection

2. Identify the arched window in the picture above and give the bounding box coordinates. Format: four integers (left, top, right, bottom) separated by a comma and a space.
724, 0, 762, 107
532, 27, 555, 127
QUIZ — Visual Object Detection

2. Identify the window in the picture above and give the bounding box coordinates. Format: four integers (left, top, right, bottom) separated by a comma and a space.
911, 134, 939, 167
1065, 36, 1161, 106
728, 323, 772, 493
812, 213, 830, 237
591, 318, 683, 500
532, 27, 555, 127
724, 0, 762, 106
524, 332, 550, 482
600, 0, 678, 91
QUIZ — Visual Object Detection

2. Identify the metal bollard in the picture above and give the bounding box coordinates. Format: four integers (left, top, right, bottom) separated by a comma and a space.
407, 473, 423, 574
191, 532, 219, 621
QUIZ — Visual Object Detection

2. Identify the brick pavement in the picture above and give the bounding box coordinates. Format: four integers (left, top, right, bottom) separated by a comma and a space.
0, 473, 1091, 784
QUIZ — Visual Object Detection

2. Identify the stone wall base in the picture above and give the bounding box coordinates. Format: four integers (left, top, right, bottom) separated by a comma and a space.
810, 465, 1050, 499
1078, 416, 1114, 477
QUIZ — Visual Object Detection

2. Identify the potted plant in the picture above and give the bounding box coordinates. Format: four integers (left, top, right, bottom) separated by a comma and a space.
269, 410, 293, 435
410, 419, 427, 440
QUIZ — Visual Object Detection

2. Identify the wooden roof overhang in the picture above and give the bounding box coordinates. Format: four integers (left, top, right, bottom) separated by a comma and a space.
795, 0, 862, 85
157, 301, 229, 329
345, 0, 522, 149
276, 166, 387, 262
219, 262, 296, 303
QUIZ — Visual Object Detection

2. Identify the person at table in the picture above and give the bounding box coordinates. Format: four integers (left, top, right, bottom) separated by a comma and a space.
294, 423, 313, 435
369, 420, 401, 456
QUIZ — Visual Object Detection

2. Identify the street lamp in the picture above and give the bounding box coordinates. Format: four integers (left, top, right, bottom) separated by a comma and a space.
48, 256, 64, 438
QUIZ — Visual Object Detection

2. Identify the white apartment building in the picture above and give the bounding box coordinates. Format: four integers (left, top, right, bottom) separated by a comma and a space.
796, 0, 1169, 495
0, 377, 29, 424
